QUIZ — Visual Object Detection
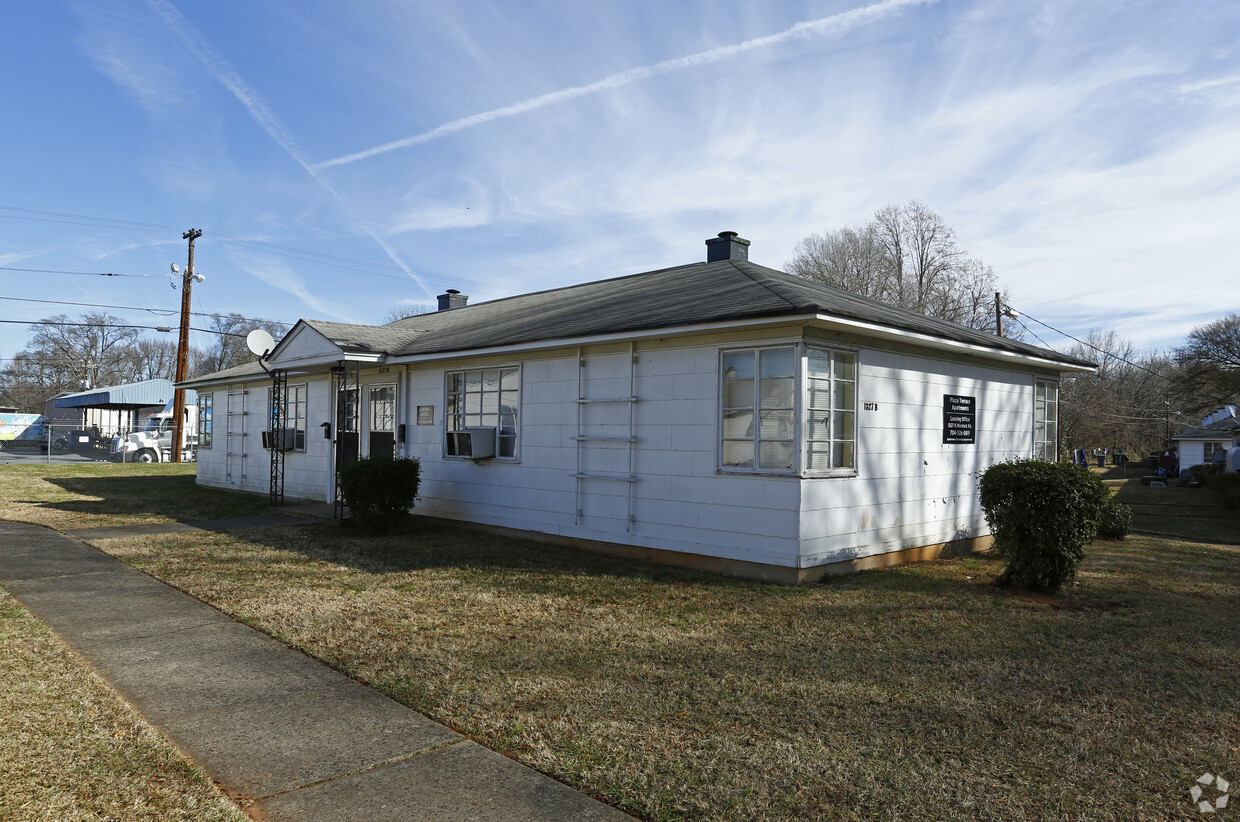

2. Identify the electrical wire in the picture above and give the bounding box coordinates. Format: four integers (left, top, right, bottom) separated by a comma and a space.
0, 204, 509, 296
1014, 306, 1233, 410
0, 294, 290, 327
0, 206, 171, 230
0, 266, 176, 280
0, 318, 243, 336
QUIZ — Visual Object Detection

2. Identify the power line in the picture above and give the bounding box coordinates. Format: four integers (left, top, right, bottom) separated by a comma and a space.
0, 318, 244, 336
0, 294, 291, 327
0, 205, 171, 230
0, 204, 509, 296
1017, 307, 1231, 408
0, 265, 175, 280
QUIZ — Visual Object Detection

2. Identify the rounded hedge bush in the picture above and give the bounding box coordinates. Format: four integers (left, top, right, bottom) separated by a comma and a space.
1095, 499, 1133, 540
338, 456, 422, 534
1206, 472, 1240, 509
978, 459, 1111, 593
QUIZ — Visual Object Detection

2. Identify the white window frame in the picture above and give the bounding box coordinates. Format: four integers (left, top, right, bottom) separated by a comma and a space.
803, 345, 857, 476
1033, 378, 1058, 461
444, 365, 520, 461
268, 384, 308, 452
198, 392, 213, 449
718, 343, 858, 477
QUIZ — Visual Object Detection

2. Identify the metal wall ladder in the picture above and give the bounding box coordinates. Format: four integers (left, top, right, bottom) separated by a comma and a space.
224, 387, 248, 487
573, 342, 638, 532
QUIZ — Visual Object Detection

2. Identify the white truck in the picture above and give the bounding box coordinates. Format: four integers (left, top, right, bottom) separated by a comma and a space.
111, 400, 198, 463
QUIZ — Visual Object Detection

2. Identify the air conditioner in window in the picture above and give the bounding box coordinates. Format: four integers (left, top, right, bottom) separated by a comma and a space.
261, 428, 296, 451
445, 427, 496, 459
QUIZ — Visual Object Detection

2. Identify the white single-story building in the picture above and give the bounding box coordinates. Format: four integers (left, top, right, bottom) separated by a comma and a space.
180, 232, 1094, 583
1172, 405, 1239, 468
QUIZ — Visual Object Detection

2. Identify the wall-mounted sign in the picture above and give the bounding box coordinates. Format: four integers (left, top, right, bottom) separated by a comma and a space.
863, 401, 878, 411
417, 405, 435, 426
943, 394, 975, 444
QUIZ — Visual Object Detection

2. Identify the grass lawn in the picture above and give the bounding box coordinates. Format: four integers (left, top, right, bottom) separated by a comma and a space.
0, 586, 248, 822
3, 463, 1239, 820
1109, 475, 1240, 545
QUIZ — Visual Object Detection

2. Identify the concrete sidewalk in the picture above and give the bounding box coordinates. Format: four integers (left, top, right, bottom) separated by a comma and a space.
0, 520, 629, 821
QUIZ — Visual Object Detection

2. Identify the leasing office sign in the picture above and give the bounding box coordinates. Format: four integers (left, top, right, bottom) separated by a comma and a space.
943, 394, 976, 444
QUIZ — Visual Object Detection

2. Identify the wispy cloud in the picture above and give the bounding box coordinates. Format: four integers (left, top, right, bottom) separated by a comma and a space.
313, 0, 939, 170
1178, 73, 1240, 106
224, 250, 351, 322
144, 0, 309, 168
141, 0, 441, 301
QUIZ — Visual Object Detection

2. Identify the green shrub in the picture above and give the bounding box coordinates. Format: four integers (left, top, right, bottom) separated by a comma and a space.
978, 459, 1111, 593
1206, 472, 1240, 509
338, 457, 422, 533
1095, 499, 1133, 540
1189, 463, 1223, 484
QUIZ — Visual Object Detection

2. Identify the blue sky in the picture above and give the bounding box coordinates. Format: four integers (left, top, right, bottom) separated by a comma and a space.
2, 0, 1238, 364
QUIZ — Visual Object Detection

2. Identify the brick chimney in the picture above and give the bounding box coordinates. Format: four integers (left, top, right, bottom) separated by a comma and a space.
705, 231, 750, 262
437, 289, 468, 311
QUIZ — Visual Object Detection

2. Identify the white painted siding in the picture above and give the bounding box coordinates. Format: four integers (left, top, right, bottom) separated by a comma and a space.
799, 349, 1038, 566
192, 324, 1064, 574
1180, 441, 1206, 468
409, 335, 802, 567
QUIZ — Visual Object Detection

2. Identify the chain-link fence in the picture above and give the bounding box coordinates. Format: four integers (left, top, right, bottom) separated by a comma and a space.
0, 420, 197, 464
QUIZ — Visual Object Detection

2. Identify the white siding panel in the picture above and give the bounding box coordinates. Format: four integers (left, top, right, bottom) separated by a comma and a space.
196, 327, 1061, 577
802, 348, 1038, 562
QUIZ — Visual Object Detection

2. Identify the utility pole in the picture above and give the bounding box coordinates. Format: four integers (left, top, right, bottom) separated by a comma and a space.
171, 228, 202, 463
994, 292, 1003, 338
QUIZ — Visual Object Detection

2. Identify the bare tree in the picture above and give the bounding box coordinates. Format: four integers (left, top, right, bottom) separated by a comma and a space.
1174, 313, 1240, 412
1058, 330, 1175, 458
788, 201, 1016, 336
193, 314, 287, 376
0, 313, 144, 411
383, 304, 433, 323
129, 338, 183, 382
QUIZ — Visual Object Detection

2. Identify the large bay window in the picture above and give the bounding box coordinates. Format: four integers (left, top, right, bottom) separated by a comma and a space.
446, 366, 519, 458
721, 345, 856, 474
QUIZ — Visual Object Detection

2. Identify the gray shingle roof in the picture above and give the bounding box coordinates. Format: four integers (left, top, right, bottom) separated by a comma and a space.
1174, 416, 1240, 440
298, 320, 425, 354
377, 259, 1093, 367
183, 257, 1095, 388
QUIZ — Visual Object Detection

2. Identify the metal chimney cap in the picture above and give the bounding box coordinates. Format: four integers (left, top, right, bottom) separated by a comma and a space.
705, 231, 750, 262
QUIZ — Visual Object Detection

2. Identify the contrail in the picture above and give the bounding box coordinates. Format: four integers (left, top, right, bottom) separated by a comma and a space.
146, 0, 439, 301
314, 0, 938, 170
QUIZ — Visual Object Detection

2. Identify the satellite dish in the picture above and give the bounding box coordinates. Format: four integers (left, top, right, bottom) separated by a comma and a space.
246, 329, 276, 358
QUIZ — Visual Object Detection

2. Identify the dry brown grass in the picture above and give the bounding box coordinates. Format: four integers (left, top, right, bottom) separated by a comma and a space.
0, 463, 269, 529
91, 523, 1239, 821
1112, 477, 1240, 544
0, 588, 249, 822
4, 463, 1238, 820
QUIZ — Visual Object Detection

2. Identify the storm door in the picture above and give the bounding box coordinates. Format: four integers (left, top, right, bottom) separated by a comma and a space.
367, 384, 396, 459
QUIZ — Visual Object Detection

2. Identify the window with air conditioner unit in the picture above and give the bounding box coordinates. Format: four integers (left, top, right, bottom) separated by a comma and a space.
445, 427, 497, 458
444, 366, 519, 460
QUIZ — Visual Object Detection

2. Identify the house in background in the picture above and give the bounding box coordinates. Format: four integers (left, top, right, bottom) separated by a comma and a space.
180, 232, 1094, 583
1172, 405, 1240, 468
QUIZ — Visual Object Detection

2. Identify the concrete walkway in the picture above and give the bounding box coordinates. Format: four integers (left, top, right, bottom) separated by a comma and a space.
0, 520, 629, 821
